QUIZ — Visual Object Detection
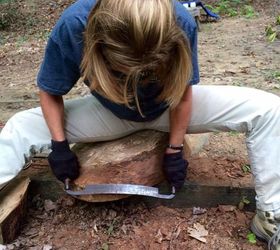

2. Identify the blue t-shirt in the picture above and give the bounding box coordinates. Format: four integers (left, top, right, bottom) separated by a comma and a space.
37, 0, 199, 122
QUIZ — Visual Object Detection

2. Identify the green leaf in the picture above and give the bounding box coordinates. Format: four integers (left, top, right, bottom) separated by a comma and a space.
247, 232, 257, 244
242, 165, 251, 173
242, 197, 250, 205
272, 71, 280, 79
107, 224, 114, 236
205, 4, 214, 11
276, 15, 280, 25
266, 25, 274, 36
238, 196, 250, 210
243, 5, 256, 19
102, 243, 109, 250
268, 32, 277, 42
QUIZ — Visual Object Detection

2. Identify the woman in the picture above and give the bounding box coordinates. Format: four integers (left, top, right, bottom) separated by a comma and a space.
0, 0, 280, 248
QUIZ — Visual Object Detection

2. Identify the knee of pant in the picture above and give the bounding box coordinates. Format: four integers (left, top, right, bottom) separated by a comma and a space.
250, 103, 280, 140
250, 92, 280, 117
6, 110, 34, 130
257, 92, 280, 109
264, 99, 280, 119
252, 90, 280, 109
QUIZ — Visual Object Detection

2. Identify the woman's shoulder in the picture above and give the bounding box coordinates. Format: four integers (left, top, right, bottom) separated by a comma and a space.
50, 0, 96, 42
61, 0, 96, 20
173, 0, 197, 34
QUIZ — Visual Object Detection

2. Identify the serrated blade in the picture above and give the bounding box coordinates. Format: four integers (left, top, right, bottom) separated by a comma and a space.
65, 183, 175, 199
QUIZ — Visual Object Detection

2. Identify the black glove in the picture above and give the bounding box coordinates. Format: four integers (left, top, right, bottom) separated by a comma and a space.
48, 139, 80, 182
163, 151, 188, 191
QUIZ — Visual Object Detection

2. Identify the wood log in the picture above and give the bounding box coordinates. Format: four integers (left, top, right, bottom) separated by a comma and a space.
18, 157, 64, 201
20, 130, 169, 202
71, 130, 169, 202
0, 177, 30, 244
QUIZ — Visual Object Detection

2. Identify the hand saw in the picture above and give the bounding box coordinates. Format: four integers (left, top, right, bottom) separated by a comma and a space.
64, 179, 175, 199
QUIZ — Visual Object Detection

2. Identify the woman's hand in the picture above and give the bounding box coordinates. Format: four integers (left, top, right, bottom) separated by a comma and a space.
48, 139, 80, 182
162, 151, 188, 191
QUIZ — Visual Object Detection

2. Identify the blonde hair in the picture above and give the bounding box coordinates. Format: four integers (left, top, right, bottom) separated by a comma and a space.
81, 0, 192, 115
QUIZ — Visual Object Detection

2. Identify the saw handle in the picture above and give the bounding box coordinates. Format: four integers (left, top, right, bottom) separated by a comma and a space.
64, 178, 71, 190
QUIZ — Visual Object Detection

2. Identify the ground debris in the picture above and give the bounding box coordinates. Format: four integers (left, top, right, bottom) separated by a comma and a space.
154, 229, 163, 244
218, 205, 237, 212
188, 223, 209, 243
192, 207, 207, 215
42, 244, 52, 250
44, 200, 57, 212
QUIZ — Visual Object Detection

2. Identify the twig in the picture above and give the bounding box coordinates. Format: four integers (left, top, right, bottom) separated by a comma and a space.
169, 215, 192, 250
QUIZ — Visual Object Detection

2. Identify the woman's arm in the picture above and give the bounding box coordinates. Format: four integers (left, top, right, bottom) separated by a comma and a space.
167, 86, 192, 153
39, 89, 79, 183
39, 90, 65, 141
163, 86, 192, 191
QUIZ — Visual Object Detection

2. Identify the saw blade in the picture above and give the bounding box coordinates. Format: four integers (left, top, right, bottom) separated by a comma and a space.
65, 183, 175, 199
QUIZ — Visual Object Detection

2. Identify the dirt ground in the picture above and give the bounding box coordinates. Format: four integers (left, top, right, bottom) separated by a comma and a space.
0, 0, 280, 249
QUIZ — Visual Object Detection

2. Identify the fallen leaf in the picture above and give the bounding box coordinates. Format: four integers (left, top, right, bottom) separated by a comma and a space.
24, 228, 38, 237
44, 200, 57, 212
93, 223, 98, 233
174, 226, 182, 239
60, 196, 75, 207
188, 223, 208, 243
43, 245, 53, 250
218, 205, 236, 212
192, 207, 207, 215
155, 229, 163, 244
247, 232, 257, 244
101, 243, 109, 250
224, 70, 236, 76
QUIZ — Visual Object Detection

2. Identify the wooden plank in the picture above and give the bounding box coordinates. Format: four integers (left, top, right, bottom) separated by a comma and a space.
22, 159, 256, 211
0, 177, 30, 244
153, 181, 256, 211
22, 162, 256, 210
24, 168, 256, 211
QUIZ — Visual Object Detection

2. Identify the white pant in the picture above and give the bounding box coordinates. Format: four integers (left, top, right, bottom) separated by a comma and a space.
1, 85, 280, 212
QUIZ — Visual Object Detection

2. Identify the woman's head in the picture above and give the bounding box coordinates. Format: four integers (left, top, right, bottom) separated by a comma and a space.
81, 0, 192, 113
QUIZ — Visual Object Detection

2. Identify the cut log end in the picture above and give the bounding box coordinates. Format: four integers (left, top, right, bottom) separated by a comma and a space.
0, 177, 30, 244
72, 130, 169, 202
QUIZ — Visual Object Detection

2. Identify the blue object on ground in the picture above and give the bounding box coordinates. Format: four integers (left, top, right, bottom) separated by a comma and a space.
180, 0, 220, 19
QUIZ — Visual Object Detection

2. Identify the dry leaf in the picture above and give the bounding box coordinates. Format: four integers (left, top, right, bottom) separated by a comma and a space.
43, 245, 53, 250
93, 223, 98, 233
174, 226, 182, 239
155, 229, 163, 244
188, 223, 208, 243
192, 207, 207, 215
44, 200, 57, 212
218, 205, 236, 212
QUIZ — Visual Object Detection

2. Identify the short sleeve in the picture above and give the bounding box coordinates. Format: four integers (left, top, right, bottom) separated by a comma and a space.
37, 17, 84, 95
187, 24, 199, 85
174, 1, 200, 85
37, 37, 81, 95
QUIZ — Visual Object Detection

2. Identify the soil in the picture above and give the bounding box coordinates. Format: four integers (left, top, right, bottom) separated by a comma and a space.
1, 0, 280, 249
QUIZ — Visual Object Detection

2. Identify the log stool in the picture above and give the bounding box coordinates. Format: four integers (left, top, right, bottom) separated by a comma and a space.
71, 130, 169, 202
